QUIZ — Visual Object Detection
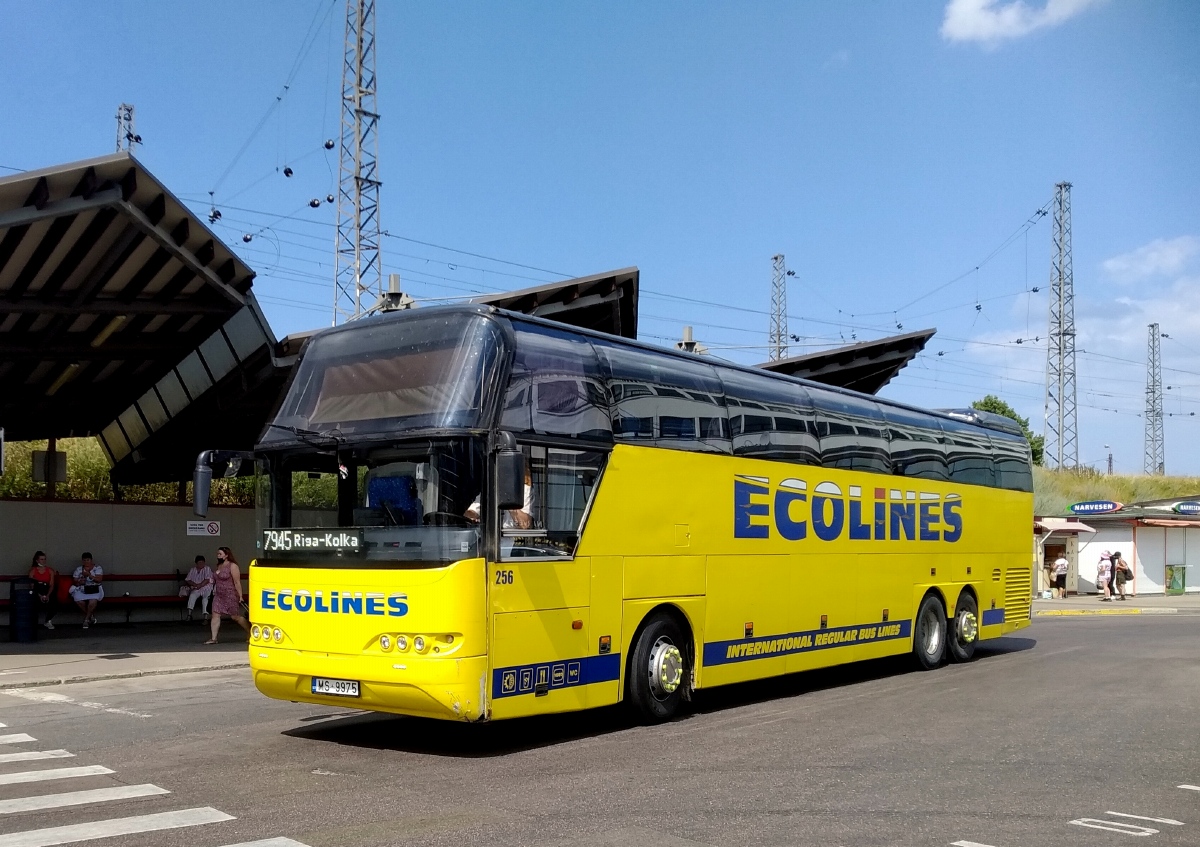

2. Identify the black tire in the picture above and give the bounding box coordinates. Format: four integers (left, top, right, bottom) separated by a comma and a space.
626, 613, 689, 722
912, 594, 947, 670
947, 592, 979, 663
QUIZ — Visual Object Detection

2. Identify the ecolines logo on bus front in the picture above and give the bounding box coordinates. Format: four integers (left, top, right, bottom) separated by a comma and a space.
733, 475, 963, 543
261, 589, 409, 617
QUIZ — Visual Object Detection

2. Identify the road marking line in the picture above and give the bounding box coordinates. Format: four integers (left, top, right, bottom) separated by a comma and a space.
0, 806, 234, 847
1105, 811, 1185, 825
0, 734, 37, 745
1180, 785, 1200, 792
217, 839, 312, 847
2, 689, 152, 719
952, 841, 1001, 847
0, 784, 168, 815
0, 750, 73, 765
1070, 817, 1158, 835
0, 766, 114, 786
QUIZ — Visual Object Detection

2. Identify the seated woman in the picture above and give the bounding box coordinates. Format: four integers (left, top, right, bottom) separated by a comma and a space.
69, 552, 104, 629
28, 551, 58, 630
182, 555, 215, 620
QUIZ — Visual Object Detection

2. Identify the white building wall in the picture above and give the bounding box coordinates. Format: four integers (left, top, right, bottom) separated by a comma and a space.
1, 500, 255, 621
1077, 529, 1137, 594
1134, 526, 1167, 595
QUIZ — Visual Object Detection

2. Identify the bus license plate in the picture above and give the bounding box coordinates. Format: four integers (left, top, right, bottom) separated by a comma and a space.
311, 677, 360, 697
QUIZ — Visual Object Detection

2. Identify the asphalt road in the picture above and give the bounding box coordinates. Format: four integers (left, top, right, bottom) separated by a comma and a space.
0, 615, 1197, 847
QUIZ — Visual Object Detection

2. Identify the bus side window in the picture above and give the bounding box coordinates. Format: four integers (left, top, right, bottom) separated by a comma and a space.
941, 419, 997, 487
719, 369, 819, 466
501, 447, 608, 561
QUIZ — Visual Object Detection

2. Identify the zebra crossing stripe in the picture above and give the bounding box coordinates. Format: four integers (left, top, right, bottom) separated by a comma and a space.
0, 806, 234, 847
0, 735, 36, 745
0, 784, 169, 815
0, 766, 114, 786
0, 750, 73, 765
1179, 784, 1200, 792
216, 840, 311, 847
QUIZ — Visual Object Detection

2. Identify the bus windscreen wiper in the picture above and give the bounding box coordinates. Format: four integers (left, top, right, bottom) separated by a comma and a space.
265, 423, 346, 448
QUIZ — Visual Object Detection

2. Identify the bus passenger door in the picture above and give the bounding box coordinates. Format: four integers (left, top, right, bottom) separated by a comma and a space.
487, 445, 607, 719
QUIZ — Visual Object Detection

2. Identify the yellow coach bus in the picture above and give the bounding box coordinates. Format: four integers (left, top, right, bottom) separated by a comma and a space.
193, 305, 1033, 722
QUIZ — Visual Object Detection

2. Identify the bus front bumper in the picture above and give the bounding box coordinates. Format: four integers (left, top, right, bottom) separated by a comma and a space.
250, 648, 490, 721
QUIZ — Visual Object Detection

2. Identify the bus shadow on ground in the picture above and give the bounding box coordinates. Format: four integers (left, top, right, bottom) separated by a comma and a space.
284, 635, 1037, 758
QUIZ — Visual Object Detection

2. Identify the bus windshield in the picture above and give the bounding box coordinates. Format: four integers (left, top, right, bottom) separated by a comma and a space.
261, 310, 506, 445
255, 438, 485, 567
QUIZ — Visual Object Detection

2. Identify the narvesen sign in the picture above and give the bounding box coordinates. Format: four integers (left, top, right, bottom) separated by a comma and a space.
1173, 501, 1200, 515
1069, 500, 1123, 515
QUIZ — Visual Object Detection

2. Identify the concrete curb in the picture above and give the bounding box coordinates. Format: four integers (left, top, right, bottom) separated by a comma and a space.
0, 660, 249, 690
1034, 607, 1179, 617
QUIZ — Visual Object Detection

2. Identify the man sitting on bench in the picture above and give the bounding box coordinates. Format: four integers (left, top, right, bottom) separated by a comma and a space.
70, 552, 104, 630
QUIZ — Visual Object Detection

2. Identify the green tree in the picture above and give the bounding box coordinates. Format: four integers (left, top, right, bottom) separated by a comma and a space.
971, 395, 1044, 466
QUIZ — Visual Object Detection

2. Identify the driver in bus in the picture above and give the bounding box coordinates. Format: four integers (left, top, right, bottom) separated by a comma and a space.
464, 465, 534, 529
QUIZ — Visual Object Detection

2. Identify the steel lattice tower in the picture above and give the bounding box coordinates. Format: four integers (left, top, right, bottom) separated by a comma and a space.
1043, 182, 1078, 469
769, 254, 788, 361
1144, 323, 1165, 475
333, 0, 382, 325
115, 104, 139, 152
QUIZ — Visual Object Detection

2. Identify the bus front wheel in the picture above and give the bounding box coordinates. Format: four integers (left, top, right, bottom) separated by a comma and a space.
947, 592, 979, 663
627, 614, 689, 722
913, 594, 947, 670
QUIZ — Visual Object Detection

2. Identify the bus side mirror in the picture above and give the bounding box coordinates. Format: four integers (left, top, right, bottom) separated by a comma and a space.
496, 432, 525, 511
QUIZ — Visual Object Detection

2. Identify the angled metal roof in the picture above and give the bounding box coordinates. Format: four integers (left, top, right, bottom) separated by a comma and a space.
470, 267, 638, 339
0, 152, 259, 442
755, 327, 936, 395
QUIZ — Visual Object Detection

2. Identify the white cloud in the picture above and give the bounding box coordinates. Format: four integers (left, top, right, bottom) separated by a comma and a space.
822, 49, 851, 72
1102, 236, 1200, 283
940, 0, 1102, 45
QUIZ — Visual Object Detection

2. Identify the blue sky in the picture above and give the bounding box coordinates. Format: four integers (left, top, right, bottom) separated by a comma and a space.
3, 0, 1199, 474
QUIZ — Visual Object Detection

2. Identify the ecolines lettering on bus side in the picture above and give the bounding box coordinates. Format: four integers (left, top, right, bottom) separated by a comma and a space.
733, 475, 963, 543
260, 589, 409, 617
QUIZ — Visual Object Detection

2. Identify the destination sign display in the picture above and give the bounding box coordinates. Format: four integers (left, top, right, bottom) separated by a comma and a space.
262, 529, 364, 555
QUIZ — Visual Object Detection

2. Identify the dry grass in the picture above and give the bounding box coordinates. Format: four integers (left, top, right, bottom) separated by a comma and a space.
1034, 466, 1200, 515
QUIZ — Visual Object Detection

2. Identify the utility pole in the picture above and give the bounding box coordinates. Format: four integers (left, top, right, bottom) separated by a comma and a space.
676, 326, 708, 355
115, 103, 141, 152
1043, 182, 1078, 469
1105, 444, 1112, 475
769, 255, 795, 361
333, 0, 382, 326
1144, 323, 1165, 475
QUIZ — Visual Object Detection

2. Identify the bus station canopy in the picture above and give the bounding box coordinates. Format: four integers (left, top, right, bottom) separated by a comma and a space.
470, 267, 639, 339
756, 327, 936, 395
0, 153, 283, 483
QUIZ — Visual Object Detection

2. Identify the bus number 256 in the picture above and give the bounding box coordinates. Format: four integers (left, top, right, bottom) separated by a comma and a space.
495, 570, 514, 585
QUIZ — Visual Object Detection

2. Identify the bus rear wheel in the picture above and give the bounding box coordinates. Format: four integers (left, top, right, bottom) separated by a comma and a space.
627, 613, 689, 722
948, 592, 979, 663
913, 594, 947, 670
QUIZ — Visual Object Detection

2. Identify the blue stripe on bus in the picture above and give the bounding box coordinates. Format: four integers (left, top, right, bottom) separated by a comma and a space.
703, 619, 912, 667
492, 653, 622, 699
981, 608, 1006, 626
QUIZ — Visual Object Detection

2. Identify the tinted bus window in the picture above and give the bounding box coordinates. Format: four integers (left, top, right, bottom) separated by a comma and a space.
719, 369, 820, 466
813, 392, 891, 474
992, 432, 1033, 492
940, 418, 996, 487
592, 341, 731, 454
502, 322, 611, 442
881, 406, 949, 482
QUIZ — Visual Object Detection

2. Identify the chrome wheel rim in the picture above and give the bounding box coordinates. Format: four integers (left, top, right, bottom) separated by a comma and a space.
920, 606, 943, 656
957, 609, 978, 644
647, 636, 683, 700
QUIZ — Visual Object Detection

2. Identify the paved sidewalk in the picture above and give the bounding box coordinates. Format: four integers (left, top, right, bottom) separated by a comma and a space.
0, 619, 249, 688
1033, 592, 1200, 617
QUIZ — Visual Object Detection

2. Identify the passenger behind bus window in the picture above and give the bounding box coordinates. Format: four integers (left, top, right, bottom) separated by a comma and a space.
465, 465, 534, 529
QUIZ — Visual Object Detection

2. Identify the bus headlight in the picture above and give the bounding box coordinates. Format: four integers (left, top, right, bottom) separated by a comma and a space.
380, 635, 392, 651
251, 625, 261, 640
272, 628, 283, 643
396, 635, 408, 651
413, 635, 426, 653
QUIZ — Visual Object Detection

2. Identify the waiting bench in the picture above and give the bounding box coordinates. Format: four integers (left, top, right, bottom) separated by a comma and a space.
1, 571, 249, 624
